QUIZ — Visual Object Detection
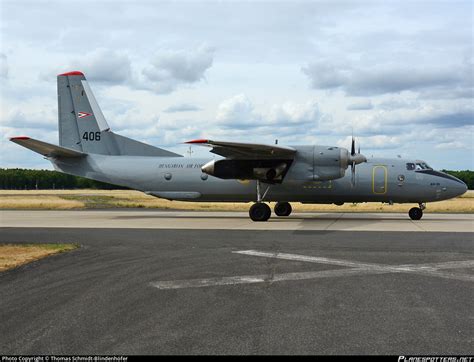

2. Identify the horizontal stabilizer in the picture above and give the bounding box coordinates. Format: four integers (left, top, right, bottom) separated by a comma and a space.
10, 137, 86, 158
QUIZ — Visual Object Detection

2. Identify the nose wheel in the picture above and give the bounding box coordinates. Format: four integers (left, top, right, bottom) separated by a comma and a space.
274, 202, 292, 216
408, 206, 424, 220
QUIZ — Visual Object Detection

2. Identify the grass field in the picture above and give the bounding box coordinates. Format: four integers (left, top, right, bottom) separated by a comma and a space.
0, 189, 472, 213
0, 243, 79, 272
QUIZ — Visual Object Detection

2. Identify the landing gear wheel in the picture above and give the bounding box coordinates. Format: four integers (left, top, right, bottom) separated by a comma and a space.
409, 207, 423, 220
274, 202, 292, 217
249, 203, 271, 222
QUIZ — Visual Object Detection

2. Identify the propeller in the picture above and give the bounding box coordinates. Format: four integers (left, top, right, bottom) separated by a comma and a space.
348, 136, 367, 187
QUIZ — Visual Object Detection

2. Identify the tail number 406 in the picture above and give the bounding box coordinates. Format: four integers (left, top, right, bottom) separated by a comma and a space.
82, 132, 101, 141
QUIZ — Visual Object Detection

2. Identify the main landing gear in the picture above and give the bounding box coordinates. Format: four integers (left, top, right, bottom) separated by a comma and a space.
249, 180, 271, 222
274, 202, 292, 217
409, 203, 425, 220
249, 203, 271, 222
248, 181, 293, 222
249, 202, 293, 222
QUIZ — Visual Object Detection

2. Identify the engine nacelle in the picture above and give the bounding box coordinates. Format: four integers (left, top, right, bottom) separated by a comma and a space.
290, 145, 366, 181
202, 159, 291, 182
311, 147, 348, 180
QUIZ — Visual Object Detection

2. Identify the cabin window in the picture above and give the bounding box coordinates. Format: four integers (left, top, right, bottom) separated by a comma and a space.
164, 173, 172, 180
201, 174, 208, 181
406, 163, 415, 170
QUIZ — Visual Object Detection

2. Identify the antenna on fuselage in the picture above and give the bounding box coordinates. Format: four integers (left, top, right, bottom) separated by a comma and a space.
187, 145, 194, 157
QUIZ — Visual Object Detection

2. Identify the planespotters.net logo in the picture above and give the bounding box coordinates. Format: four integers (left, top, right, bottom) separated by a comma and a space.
399, 357, 473, 362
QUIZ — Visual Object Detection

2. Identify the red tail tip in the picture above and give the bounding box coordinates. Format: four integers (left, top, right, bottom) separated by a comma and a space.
58, 71, 84, 77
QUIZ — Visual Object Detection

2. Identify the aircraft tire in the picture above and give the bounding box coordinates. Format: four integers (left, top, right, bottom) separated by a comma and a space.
274, 202, 292, 217
249, 203, 271, 222
408, 207, 423, 220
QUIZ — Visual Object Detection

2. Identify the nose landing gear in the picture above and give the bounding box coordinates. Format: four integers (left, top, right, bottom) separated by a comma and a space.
408, 203, 426, 220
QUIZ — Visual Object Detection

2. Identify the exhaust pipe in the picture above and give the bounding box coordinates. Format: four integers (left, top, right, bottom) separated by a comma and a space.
253, 162, 287, 181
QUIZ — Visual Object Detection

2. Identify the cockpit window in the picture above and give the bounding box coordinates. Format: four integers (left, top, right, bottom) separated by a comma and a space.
406, 163, 415, 170
415, 162, 432, 170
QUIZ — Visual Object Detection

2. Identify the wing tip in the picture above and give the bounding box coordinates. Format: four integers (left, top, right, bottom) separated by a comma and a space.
185, 139, 209, 144
58, 71, 85, 77
10, 136, 31, 141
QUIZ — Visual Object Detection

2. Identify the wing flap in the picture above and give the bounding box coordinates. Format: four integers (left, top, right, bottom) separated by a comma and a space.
10, 137, 86, 158
186, 139, 296, 159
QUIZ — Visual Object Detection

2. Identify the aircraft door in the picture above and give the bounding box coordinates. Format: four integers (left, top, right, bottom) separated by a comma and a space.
372, 165, 387, 194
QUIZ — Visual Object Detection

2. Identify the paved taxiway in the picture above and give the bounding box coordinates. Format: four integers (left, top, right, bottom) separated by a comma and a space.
0, 211, 473, 354
1, 210, 473, 232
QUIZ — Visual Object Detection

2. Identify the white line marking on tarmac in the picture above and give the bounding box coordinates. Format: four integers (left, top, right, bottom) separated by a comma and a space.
150, 268, 387, 290
234, 250, 474, 282
233, 250, 384, 269
150, 250, 474, 290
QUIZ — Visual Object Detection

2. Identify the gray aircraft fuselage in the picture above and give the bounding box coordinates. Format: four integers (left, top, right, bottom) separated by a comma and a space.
53, 148, 467, 205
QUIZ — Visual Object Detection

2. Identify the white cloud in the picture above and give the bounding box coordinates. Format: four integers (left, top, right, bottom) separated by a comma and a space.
267, 100, 320, 125
65, 48, 132, 84
303, 61, 470, 97
435, 141, 466, 150
0, 53, 8, 79
216, 94, 321, 130
216, 94, 256, 126
163, 103, 201, 113
377, 98, 419, 110
347, 100, 373, 111
1, 97, 57, 130
141, 45, 214, 94
337, 135, 401, 150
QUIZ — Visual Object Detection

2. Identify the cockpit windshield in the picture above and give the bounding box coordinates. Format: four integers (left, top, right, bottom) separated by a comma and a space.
406, 161, 432, 171
415, 162, 432, 170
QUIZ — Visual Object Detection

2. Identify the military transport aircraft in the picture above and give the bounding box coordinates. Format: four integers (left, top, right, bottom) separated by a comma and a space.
10, 71, 467, 221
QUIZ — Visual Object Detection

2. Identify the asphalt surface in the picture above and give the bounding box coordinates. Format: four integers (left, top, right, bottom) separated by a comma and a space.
1, 210, 473, 232
0, 227, 473, 355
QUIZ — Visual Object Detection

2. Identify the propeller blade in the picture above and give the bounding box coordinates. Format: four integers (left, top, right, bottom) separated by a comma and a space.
351, 162, 355, 187
348, 135, 366, 187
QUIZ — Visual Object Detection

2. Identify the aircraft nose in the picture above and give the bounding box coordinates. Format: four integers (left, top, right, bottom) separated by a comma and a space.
446, 176, 468, 198
454, 180, 468, 197
434, 171, 468, 199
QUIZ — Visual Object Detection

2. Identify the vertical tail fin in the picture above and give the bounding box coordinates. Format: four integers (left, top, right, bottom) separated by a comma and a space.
58, 71, 111, 154
57, 71, 181, 157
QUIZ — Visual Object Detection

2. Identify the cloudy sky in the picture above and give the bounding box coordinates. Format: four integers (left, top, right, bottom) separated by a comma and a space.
1, 0, 473, 170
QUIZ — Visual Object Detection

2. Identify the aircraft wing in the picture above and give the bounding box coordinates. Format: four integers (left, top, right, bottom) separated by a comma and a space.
185, 139, 296, 159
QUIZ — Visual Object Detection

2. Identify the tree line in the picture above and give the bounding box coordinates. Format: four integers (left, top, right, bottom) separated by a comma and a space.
0, 168, 127, 190
0, 168, 472, 190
